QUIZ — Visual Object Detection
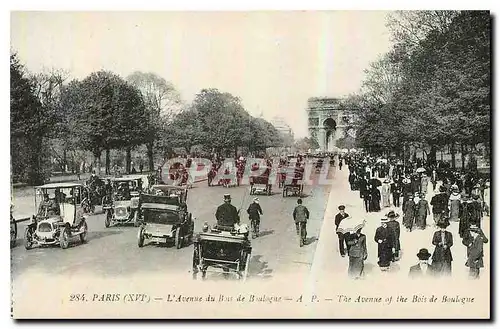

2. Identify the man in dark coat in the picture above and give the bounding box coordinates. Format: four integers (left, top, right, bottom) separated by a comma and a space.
430, 186, 449, 227
409, 248, 436, 279
390, 180, 402, 208
431, 219, 453, 276
469, 194, 483, 228
374, 218, 395, 271
293, 198, 309, 246
463, 225, 488, 279
215, 194, 240, 228
334, 205, 349, 257
386, 211, 401, 260
369, 185, 381, 212
247, 197, 263, 238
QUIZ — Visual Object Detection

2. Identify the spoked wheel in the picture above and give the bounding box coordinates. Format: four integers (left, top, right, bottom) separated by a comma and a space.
24, 227, 33, 250
79, 221, 88, 243
60, 227, 70, 249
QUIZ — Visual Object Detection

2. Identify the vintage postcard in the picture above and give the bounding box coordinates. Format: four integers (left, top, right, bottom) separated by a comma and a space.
9, 10, 491, 319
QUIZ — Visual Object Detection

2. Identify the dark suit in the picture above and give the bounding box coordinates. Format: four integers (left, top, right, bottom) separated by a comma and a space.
431, 230, 453, 275
409, 263, 436, 279
215, 202, 240, 228
386, 220, 401, 259
463, 233, 488, 279
335, 212, 349, 256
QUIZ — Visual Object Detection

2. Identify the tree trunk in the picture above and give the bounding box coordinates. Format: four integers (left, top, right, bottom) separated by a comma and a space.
147, 142, 154, 172
428, 145, 437, 166
461, 144, 466, 170
126, 147, 132, 174
234, 146, 238, 159
62, 148, 67, 173
93, 149, 102, 176
27, 138, 45, 185
450, 143, 456, 169
105, 149, 111, 175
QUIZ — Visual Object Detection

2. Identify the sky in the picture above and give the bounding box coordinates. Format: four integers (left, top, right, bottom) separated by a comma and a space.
10, 11, 392, 138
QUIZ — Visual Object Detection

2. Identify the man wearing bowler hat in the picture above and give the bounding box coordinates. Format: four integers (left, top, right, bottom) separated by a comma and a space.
386, 210, 401, 260
409, 248, 435, 278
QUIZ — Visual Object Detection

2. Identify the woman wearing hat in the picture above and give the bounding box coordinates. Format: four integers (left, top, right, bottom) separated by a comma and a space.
374, 218, 395, 271
431, 219, 453, 276
402, 194, 416, 232
415, 193, 430, 230
345, 228, 367, 279
448, 185, 462, 222
462, 225, 489, 279
381, 179, 391, 208
409, 248, 435, 278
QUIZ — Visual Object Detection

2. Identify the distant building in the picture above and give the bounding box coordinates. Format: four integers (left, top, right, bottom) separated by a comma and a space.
306, 97, 358, 152
271, 116, 295, 143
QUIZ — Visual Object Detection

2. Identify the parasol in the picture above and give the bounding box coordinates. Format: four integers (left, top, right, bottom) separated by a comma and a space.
416, 167, 426, 173
337, 216, 366, 234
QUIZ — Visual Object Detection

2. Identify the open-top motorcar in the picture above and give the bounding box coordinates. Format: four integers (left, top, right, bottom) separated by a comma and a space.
104, 175, 145, 228
24, 182, 88, 250
137, 187, 194, 249
192, 223, 252, 281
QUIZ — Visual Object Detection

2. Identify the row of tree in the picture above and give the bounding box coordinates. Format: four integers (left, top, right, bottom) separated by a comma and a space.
10, 55, 284, 185
345, 11, 490, 168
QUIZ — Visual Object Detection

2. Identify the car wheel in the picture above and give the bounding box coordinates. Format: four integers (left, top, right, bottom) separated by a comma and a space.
105, 211, 111, 228
60, 227, 70, 249
79, 221, 88, 244
24, 227, 32, 250
137, 228, 144, 248
175, 229, 182, 249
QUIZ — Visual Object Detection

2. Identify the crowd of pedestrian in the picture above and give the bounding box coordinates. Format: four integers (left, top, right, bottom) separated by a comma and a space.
335, 152, 489, 280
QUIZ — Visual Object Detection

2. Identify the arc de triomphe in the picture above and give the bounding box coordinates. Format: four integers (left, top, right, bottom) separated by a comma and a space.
306, 97, 357, 152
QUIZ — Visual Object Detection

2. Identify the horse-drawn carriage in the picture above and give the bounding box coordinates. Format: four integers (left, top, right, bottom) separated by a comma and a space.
192, 223, 252, 281
249, 165, 272, 195
208, 162, 237, 187
137, 185, 194, 249
282, 167, 305, 197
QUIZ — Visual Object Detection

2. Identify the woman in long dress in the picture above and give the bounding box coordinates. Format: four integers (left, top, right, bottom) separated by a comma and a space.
415, 193, 430, 229
375, 218, 395, 271
448, 185, 462, 222
346, 229, 367, 279
483, 181, 490, 216
403, 195, 416, 231
381, 179, 391, 208
369, 186, 381, 212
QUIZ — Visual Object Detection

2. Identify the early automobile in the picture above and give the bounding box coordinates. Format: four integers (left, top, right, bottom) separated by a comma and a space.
137, 186, 194, 249
10, 204, 17, 248
24, 183, 88, 250
104, 175, 145, 228
192, 223, 252, 281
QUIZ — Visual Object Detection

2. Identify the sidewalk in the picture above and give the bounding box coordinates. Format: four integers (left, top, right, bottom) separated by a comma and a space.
304, 167, 490, 318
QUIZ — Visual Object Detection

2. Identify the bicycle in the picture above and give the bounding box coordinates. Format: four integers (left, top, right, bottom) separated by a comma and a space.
250, 217, 260, 239
297, 222, 307, 247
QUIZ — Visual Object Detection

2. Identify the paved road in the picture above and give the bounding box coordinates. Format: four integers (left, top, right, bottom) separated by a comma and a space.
11, 167, 336, 283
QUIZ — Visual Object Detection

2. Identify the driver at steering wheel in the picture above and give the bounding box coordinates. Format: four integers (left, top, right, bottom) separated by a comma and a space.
215, 194, 240, 229
38, 193, 60, 217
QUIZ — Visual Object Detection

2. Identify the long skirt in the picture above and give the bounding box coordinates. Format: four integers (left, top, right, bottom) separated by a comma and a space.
432, 261, 452, 276
450, 200, 461, 222
348, 256, 364, 278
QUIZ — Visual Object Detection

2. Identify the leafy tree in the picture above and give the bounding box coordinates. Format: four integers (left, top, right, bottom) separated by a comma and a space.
10, 53, 48, 184
127, 72, 182, 171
